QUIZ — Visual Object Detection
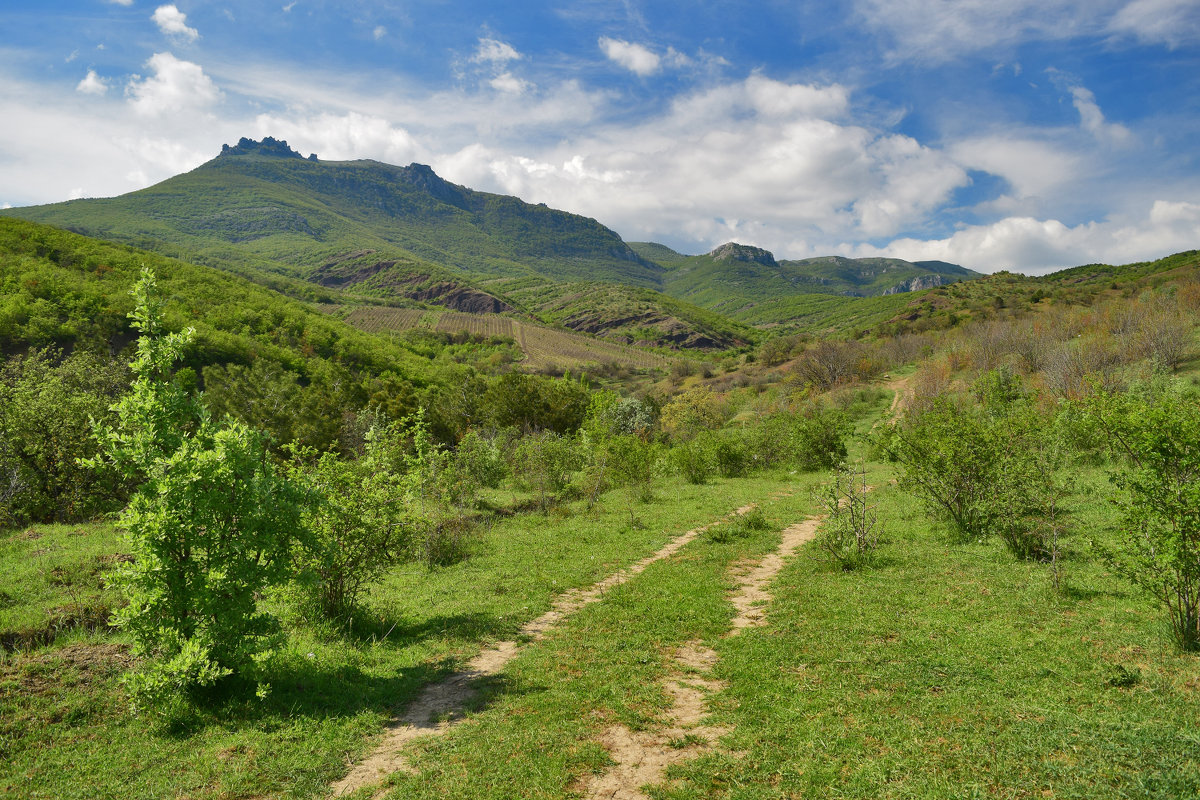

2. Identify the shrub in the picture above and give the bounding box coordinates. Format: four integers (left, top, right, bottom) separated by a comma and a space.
813, 461, 880, 569
668, 433, 716, 485
1088, 385, 1200, 651
605, 434, 661, 526
712, 433, 750, 478
791, 407, 851, 472
87, 270, 303, 710
512, 431, 583, 512
0, 348, 131, 525
288, 423, 417, 621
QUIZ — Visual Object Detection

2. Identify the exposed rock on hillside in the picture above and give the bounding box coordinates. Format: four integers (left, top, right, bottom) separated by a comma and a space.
314, 260, 515, 314
709, 242, 777, 267
882, 274, 948, 294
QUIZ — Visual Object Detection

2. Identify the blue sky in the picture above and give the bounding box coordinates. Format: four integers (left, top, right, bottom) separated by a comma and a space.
1, 0, 1198, 272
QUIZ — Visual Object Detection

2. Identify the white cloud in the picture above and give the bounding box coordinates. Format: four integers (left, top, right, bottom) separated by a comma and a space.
853, 0, 1200, 60
474, 37, 522, 63
76, 70, 110, 96
599, 37, 660, 76
283, 1, 297, 11
1108, 0, 1200, 47
108, 0, 133, 5
434, 75, 966, 253
373, 26, 387, 41
489, 72, 531, 94
852, 199, 1200, 273
1069, 85, 1132, 144
126, 52, 221, 116
152, 4, 199, 42
251, 111, 425, 165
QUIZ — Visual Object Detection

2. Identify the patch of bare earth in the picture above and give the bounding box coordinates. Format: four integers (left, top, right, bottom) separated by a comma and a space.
577, 516, 820, 799
584, 643, 728, 800
329, 504, 758, 798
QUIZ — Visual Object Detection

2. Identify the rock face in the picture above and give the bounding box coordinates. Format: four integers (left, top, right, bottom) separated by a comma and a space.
219, 137, 309, 159
882, 274, 947, 294
709, 242, 777, 267
313, 259, 515, 314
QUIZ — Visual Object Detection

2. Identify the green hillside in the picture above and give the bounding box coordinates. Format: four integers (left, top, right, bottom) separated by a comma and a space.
2, 137, 662, 290
629, 241, 966, 331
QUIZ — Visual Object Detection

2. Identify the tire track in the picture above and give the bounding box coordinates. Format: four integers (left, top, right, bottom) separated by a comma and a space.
330, 503, 760, 798
578, 515, 821, 799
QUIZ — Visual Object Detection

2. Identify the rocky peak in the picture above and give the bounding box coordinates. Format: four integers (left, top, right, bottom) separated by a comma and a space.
709, 242, 777, 267
398, 163, 470, 209
219, 136, 316, 161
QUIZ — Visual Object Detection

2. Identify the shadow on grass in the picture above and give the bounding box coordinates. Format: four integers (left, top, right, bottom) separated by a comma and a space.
162, 610, 516, 735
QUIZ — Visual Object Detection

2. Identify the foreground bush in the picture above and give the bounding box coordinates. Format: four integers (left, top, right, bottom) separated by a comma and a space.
1089, 384, 1200, 651
88, 270, 304, 710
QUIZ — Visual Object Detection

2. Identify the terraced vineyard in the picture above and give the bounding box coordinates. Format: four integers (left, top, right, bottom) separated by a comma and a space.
343, 307, 426, 333
328, 305, 673, 371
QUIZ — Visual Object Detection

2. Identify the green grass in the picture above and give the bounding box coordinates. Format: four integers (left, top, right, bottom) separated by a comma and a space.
0, 472, 798, 800
341, 463, 1199, 800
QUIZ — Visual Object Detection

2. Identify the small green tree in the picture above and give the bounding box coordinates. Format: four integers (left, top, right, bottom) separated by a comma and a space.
288, 424, 415, 622
813, 461, 880, 570
512, 431, 583, 512
88, 269, 303, 709
1089, 385, 1200, 651
605, 434, 660, 527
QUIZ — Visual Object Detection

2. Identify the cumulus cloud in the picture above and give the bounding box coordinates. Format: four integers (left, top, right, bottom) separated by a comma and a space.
598, 37, 660, 76
152, 4, 199, 42
433, 74, 967, 254
851, 199, 1200, 273
489, 72, 531, 94
76, 70, 110, 95
474, 37, 522, 63
126, 52, 221, 116
373, 26, 387, 41
250, 111, 425, 165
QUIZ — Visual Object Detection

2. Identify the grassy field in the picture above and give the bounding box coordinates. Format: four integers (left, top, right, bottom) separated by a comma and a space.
326, 303, 674, 372
4, 385, 1200, 799
0, 473, 799, 800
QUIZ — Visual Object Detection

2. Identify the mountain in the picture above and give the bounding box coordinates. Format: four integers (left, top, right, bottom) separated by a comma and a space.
1, 137, 983, 344
627, 241, 979, 329
2, 137, 662, 291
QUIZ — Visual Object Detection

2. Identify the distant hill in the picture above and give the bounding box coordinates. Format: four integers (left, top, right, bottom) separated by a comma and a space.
629, 241, 979, 329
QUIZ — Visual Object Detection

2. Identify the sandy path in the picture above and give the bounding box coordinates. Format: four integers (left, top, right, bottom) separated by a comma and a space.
578, 514, 821, 799
329, 504, 759, 798
885, 375, 911, 416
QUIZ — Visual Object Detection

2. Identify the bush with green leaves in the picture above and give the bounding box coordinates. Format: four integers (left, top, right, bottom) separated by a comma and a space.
883, 386, 1071, 561
512, 431, 583, 511
668, 432, 716, 485
1088, 384, 1200, 651
0, 348, 131, 525
790, 406, 851, 472
813, 461, 880, 570
87, 269, 304, 710
287, 423, 417, 622
712, 432, 750, 478
882, 397, 1005, 541
604, 434, 661, 526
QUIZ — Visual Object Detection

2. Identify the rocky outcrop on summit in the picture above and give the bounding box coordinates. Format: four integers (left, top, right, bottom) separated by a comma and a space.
219, 136, 317, 161
709, 242, 777, 267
